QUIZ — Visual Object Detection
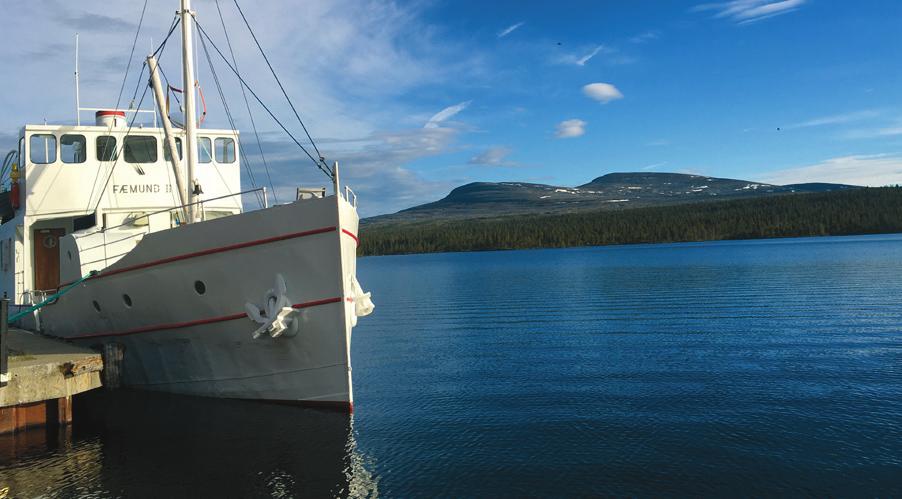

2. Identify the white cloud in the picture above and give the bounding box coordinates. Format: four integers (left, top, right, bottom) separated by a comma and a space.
576, 45, 605, 66
642, 162, 668, 171
330, 129, 463, 215
694, 0, 806, 24
842, 121, 902, 140
582, 83, 624, 104
469, 146, 515, 166
760, 154, 902, 186
785, 109, 882, 129
556, 45, 615, 66
251, 126, 464, 216
424, 101, 471, 129
497, 22, 524, 38
555, 119, 586, 138
630, 31, 660, 44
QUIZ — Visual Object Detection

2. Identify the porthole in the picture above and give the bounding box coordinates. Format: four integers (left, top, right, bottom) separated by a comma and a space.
122, 294, 132, 307
194, 280, 206, 295
92, 300, 101, 312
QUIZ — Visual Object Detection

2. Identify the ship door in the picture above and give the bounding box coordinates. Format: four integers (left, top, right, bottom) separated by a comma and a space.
33, 228, 65, 291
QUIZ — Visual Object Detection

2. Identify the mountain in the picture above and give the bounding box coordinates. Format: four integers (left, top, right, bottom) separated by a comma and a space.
364, 172, 858, 225
359, 187, 902, 256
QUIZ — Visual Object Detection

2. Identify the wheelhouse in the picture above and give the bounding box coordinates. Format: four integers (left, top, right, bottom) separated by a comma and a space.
0, 120, 242, 305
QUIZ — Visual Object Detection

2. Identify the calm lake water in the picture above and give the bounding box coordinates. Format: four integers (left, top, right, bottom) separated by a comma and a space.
2, 234, 902, 497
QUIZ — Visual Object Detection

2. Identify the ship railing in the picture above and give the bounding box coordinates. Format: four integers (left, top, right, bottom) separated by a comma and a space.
76, 107, 157, 128
344, 186, 358, 208
101, 187, 268, 233
65, 187, 269, 275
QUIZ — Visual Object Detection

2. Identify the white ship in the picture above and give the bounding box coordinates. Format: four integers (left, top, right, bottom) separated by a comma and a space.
0, 0, 373, 411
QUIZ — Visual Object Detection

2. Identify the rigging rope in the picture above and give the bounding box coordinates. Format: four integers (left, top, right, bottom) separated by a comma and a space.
232, 0, 330, 174
192, 19, 334, 179
88, 16, 181, 213
114, 0, 149, 119
1, 150, 16, 186
89, 79, 152, 215
86, 18, 181, 216
83, 63, 148, 214
87, 2, 157, 212
197, 32, 265, 208
215, 0, 279, 204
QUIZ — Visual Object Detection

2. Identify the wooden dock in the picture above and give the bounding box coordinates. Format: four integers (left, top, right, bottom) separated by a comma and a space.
0, 328, 103, 435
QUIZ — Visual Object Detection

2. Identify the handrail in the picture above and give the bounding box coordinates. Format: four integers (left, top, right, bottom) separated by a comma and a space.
7, 271, 97, 324
101, 187, 264, 232
77, 107, 157, 128
344, 186, 358, 208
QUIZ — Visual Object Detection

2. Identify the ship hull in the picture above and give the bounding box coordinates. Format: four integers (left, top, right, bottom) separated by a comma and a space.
38, 195, 363, 411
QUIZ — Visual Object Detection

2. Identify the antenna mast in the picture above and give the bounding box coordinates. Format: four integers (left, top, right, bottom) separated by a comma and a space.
75, 33, 80, 125
180, 0, 199, 223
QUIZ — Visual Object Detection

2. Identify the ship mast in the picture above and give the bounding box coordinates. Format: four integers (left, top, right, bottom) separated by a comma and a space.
180, 0, 199, 223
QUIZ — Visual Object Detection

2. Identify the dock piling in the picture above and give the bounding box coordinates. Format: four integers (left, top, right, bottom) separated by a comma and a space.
0, 327, 103, 435
101, 343, 124, 390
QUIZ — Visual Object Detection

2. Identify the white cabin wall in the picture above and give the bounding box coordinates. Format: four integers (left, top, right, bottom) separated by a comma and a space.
0, 219, 19, 301
195, 155, 242, 212
23, 126, 242, 218
0, 212, 28, 303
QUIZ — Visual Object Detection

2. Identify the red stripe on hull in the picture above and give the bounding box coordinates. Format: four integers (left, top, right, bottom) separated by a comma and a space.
341, 229, 359, 245
72, 296, 343, 339
60, 226, 338, 287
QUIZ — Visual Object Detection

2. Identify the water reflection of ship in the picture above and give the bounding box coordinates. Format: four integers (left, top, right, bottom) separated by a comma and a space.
0, 391, 378, 497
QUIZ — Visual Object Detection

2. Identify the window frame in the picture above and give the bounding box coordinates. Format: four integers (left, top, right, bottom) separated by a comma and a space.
123, 135, 159, 164
29, 134, 57, 164
213, 137, 238, 165
163, 137, 183, 161
214, 137, 236, 164
96, 135, 118, 162
60, 134, 87, 164
198, 137, 213, 164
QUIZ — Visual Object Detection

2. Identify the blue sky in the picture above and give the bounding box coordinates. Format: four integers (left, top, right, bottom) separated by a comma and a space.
2, 0, 902, 216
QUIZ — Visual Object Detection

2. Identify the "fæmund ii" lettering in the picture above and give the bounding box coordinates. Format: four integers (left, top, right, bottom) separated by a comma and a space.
112, 184, 173, 194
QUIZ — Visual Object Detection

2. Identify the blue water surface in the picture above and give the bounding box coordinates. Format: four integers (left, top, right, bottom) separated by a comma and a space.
351, 234, 902, 496
1, 234, 901, 497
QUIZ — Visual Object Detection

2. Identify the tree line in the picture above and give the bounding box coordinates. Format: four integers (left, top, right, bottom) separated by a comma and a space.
359, 187, 902, 256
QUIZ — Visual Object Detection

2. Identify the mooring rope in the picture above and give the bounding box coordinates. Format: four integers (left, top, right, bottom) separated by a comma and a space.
7, 271, 98, 324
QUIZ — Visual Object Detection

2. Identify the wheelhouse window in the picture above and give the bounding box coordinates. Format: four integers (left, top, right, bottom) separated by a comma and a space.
29, 134, 56, 164
61, 134, 86, 163
198, 137, 212, 163
215, 137, 236, 163
163, 137, 183, 161
124, 136, 158, 163
97, 136, 118, 161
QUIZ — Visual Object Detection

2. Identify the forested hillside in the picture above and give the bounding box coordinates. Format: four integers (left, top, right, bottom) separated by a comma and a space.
359, 187, 902, 256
